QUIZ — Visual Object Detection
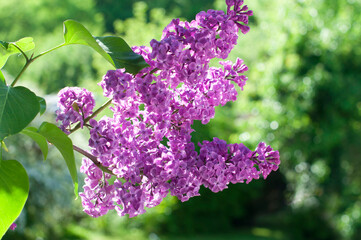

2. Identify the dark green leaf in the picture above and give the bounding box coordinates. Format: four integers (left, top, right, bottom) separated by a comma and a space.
21, 127, 48, 161
0, 159, 29, 238
63, 20, 148, 74
0, 83, 40, 140
0, 37, 35, 69
95, 36, 149, 74
38, 122, 78, 197
37, 96, 46, 115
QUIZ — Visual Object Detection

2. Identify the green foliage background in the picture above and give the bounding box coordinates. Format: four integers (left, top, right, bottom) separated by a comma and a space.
1, 0, 361, 239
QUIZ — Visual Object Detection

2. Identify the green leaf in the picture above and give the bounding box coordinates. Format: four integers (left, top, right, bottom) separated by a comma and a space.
37, 96, 46, 115
0, 37, 35, 69
0, 159, 29, 238
38, 122, 78, 197
94, 36, 149, 74
63, 20, 148, 74
0, 70, 4, 84
0, 83, 40, 140
20, 127, 48, 161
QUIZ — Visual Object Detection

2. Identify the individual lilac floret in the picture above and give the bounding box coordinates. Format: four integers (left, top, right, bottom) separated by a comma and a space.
9, 223, 17, 231
56, 87, 95, 133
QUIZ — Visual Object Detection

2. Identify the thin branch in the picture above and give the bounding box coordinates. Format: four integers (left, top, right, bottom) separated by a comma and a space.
69, 98, 113, 134
32, 43, 65, 61
10, 43, 66, 87
73, 145, 114, 175
10, 60, 32, 87
69, 67, 158, 134
10, 43, 34, 87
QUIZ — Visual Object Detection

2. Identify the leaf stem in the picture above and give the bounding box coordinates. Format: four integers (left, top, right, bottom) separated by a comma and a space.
32, 43, 65, 61
11, 43, 29, 62
10, 43, 66, 87
73, 145, 114, 175
10, 43, 35, 87
70, 98, 113, 134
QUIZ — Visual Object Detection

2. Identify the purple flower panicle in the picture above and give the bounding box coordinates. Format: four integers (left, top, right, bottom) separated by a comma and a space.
56, 0, 280, 218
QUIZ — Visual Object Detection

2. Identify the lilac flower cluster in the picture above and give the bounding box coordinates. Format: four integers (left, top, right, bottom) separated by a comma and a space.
56, 0, 280, 218
56, 87, 95, 133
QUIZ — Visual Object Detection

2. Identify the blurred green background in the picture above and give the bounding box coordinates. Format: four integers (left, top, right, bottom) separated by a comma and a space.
1, 0, 361, 239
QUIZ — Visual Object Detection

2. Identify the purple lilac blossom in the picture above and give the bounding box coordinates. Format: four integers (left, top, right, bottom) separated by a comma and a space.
9, 223, 17, 230
56, 87, 95, 133
56, 0, 281, 218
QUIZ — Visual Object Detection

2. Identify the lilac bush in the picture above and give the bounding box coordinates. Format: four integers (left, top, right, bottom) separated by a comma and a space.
56, 0, 280, 218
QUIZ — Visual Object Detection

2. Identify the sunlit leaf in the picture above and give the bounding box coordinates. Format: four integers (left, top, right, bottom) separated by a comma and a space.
0, 159, 29, 238
0, 70, 4, 84
63, 20, 148, 74
38, 122, 78, 197
0, 37, 35, 69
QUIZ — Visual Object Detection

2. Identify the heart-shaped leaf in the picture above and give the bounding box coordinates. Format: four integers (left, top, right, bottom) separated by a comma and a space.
63, 20, 148, 75
0, 83, 40, 140
0, 159, 29, 238
21, 127, 48, 161
0, 37, 35, 69
38, 122, 78, 197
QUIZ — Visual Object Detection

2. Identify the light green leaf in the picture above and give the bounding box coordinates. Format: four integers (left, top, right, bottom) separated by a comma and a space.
21, 127, 48, 161
0, 37, 35, 69
0, 159, 29, 239
0, 82, 40, 140
38, 122, 78, 197
0, 70, 4, 84
37, 96, 46, 115
63, 20, 148, 74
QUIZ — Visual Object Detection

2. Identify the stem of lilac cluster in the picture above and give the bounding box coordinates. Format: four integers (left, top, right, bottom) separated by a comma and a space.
69, 98, 113, 134
142, 67, 159, 78
73, 145, 114, 175
69, 68, 159, 134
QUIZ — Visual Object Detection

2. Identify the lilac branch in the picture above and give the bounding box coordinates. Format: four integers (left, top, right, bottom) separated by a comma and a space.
73, 144, 114, 175
69, 98, 113, 134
